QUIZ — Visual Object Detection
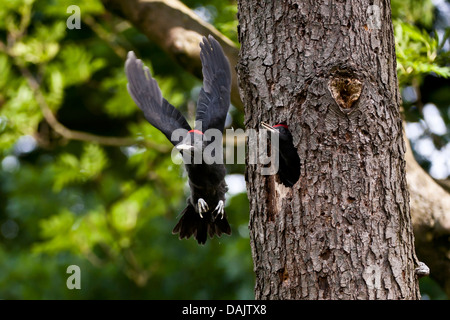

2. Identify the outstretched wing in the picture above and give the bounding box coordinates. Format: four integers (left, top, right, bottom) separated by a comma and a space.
125, 51, 191, 146
195, 35, 231, 133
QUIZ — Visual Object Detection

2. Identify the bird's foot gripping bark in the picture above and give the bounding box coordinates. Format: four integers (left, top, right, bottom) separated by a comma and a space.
214, 200, 225, 219
197, 198, 209, 218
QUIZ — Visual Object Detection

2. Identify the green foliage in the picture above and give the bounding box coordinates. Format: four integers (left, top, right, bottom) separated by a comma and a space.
102, 69, 137, 118
0, 0, 35, 33
391, 0, 434, 29
37, 0, 104, 17
10, 21, 64, 64
33, 208, 113, 255
0, 82, 41, 149
395, 21, 450, 86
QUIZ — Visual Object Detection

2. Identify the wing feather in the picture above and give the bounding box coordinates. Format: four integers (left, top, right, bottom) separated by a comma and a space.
125, 51, 191, 145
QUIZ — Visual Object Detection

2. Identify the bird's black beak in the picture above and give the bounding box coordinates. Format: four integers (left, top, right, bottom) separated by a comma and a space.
260, 122, 277, 133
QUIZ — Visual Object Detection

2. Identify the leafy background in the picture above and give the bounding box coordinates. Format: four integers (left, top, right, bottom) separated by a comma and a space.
0, 0, 448, 299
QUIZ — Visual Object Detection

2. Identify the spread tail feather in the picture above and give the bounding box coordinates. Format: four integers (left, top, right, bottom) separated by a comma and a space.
172, 204, 231, 245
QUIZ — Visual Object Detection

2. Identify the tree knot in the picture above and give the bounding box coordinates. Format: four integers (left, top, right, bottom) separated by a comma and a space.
328, 76, 362, 111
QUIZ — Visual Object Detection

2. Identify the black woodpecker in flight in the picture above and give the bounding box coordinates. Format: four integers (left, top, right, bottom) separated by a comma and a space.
125, 35, 232, 245
260, 122, 300, 187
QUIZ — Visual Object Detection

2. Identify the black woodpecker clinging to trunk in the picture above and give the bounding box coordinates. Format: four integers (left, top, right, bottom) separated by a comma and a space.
260, 122, 301, 187
125, 35, 232, 245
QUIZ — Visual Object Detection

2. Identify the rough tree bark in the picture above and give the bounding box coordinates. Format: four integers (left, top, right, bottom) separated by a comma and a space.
103, 0, 450, 297
237, 0, 421, 299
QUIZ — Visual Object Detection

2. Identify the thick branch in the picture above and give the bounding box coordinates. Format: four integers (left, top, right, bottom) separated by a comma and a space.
101, 0, 242, 109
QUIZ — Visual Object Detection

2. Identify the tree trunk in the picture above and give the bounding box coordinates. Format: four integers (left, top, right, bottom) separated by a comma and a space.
237, 0, 421, 300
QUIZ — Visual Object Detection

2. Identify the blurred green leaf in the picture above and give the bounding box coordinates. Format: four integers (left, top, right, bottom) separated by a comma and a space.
391, 0, 434, 28
52, 144, 108, 191
35, 0, 104, 17
52, 44, 106, 87
102, 70, 137, 118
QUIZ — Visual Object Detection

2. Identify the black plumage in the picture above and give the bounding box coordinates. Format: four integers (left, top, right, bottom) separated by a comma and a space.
260, 122, 300, 187
125, 35, 231, 244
